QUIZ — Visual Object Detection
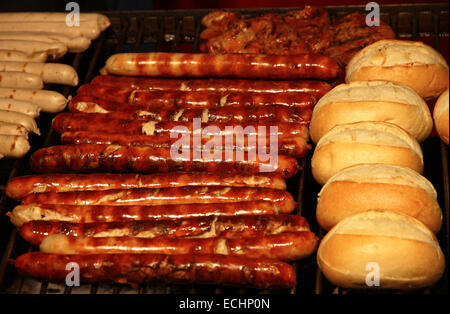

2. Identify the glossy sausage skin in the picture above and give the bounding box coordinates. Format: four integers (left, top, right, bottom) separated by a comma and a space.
6, 172, 286, 200
21, 186, 296, 213
19, 215, 310, 245
9, 201, 278, 227
52, 113, 309, 138
104, 52, 340, 80
40, 231, 318, 261
15, 252, 297, 288
30, 144, 299, 178
73, 89, 315, 109
69, 102, 313, 124
60, 132, 310, 158
91, 75, 332, 99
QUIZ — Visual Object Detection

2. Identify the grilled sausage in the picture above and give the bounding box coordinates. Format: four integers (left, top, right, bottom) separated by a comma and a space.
8, 201, 279, 227
0, 109, 39, 134
19, 215, 310, 245
0, 71, 43, 89
40, 231, 318, 261
0, 40, 67, 59
52, 113, 308, 138
70, 92, 315, 112
0, 50, 48, 62
21, 186, 296, 213
102, 52, 339, 80
60, 131, 310, 158
0, 98, 40, 118
90, 76, 331, 99
6, 172, 286, 200
0, 87, 67, 112
0, 134, 29, 159
15, 252, 296, 288
69, 103, 312, 124
0, 61, 78, 86
30, 144, 299, 178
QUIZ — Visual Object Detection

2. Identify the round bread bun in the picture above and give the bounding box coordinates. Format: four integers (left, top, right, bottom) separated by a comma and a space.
316, 164, 442, 233
311, 121, 423, 185
433, 89, 449, 145
309, 81, 433, 143
317, 210, 445, 290
346, 40, 449, 99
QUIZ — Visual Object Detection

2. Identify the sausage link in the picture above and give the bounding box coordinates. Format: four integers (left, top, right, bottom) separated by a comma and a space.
6, 172, 286, 200
19, 215, 310, 245
60, 131, 311, 158
8, 201, 279, 227
103, 52, 339, 80
0, 87, 67, 113
29, 144, 299, 178
15, 252, 297, 288
90, 76, 331, 99
52, 112, 308, 138
69, 95, 176, 112
40, 231, 318, 261
21, 186, 296, 213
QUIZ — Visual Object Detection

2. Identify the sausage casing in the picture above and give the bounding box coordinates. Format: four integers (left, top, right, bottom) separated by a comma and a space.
19, 215, 310, 245
21, 186, 296, 213
40, 231, 318, 261
6, 172, 286, 200
15, 252, 297, 288
8, 201, 279, 227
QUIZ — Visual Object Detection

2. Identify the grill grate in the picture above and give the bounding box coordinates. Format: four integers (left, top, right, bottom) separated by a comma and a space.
0, 3, 448, 294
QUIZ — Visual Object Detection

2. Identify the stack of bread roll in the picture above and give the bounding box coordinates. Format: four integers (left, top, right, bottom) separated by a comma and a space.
0, 12, 111, 159
309, 39, 447, 291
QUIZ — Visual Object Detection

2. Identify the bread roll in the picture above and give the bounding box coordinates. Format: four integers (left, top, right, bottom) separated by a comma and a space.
311, 121, 423, 185
317, 210, 445, 290
316, 164, 442, 233
346, 40, 449, 99
433, 89, 449, 145
310, 81, 433, 143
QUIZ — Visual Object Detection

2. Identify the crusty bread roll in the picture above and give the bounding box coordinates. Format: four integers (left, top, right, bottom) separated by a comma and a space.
317, 210, 445, 290
316, 164, 442, 233
346, 40, 449, 99
310, 81, 433, 143
433, 89, 449, 145
311, 121, 423, 185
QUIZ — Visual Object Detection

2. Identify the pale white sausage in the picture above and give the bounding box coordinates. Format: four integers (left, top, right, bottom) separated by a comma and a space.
0, 32, 91, 53
0, 121, 29, 138
0, 40, 67, 60
0, 87, 67, 113
0, 21, 101, 40
0, 98, 40, 117
0, 13, 110, 31
0, 71, 44, 89
0, 134, 30, 159
0, 109, 40, 134
0, 50, 48, 62
0, 61, 78, 86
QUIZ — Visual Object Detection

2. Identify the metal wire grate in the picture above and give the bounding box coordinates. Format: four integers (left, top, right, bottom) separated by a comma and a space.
0, 3, 448, 294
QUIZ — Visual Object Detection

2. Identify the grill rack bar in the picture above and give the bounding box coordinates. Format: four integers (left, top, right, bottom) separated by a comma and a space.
0, 3, 448, 294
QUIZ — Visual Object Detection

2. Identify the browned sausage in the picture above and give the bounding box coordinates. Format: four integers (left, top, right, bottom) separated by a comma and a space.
40, 231, 319, 261
90, 75, 332, 99
21, 186, 296, 213
103, 52, 340, 80
19, 215, 310, 245
52, 113, 309, 138
30, 144, 299, 178
68, 102, 313, 124
8, 201, 279, 227
6, 172, 286, 200
15, 252, 297, 288
60, 132, 311, 158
